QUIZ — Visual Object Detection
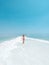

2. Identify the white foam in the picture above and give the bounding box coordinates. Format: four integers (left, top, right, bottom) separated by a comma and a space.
0, 36, 49, 65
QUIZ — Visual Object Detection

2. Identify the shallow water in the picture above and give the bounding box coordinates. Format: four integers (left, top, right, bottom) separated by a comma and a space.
0, 37, 15, 43
0, 35, 49, 43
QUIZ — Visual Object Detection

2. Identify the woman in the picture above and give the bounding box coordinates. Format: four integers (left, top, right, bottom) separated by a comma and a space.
22, 35, 25, 44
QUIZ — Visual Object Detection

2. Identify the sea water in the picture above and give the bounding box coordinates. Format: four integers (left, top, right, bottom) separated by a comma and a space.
0, 34, 49, 43
0, 37, 15, 43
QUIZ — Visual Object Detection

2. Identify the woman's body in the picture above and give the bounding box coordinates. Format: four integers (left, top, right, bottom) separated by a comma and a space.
22, 35, 25, 44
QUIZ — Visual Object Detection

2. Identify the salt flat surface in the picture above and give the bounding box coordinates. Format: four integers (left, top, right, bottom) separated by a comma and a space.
0, 36, 49, 65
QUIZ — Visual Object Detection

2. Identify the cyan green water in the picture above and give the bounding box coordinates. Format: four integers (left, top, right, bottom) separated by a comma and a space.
27, 34, 49, 42
0, 37, 16, 43
0, 35, 49, 43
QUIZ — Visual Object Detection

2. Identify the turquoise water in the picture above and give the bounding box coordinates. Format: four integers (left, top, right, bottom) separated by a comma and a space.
0, 37, 16, 43
30, 36, 49, 41
27, 34, 49, 41
0, 35, 49, 43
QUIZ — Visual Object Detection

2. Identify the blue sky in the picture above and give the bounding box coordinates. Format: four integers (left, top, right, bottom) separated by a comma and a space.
0, 0, 49, 37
